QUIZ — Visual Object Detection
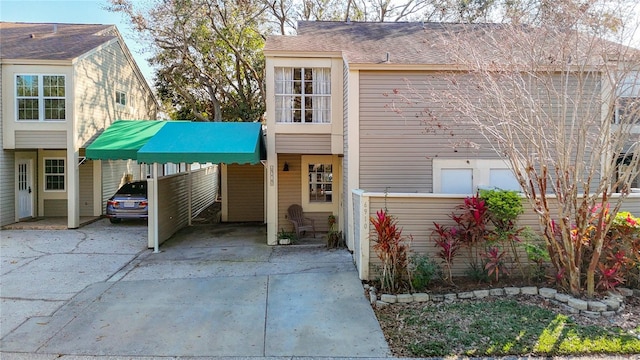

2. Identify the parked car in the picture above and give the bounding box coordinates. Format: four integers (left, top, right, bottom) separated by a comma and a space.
106, 181, 148, 223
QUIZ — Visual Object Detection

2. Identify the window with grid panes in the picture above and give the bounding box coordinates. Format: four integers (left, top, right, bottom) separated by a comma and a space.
16, 75, 66, 121
44, 158, 65, 191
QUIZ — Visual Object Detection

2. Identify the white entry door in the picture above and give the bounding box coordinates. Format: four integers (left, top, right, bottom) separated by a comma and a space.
17, 159, 33, 219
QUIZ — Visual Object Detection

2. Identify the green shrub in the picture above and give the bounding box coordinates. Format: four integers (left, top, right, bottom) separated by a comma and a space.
410, 254, 440, 291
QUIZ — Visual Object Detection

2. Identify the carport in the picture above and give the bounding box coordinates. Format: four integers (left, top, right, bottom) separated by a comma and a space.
86, 120, 266, 251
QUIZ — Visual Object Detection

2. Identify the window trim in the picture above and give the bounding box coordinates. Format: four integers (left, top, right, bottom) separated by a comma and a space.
15, 74, 67, 122
613, 71, 640, 125
43, 157, 66, 192
116, 90, 127, 106
274, 67, 331, 124
301, 155, 335, 211
433, 158, 520, 194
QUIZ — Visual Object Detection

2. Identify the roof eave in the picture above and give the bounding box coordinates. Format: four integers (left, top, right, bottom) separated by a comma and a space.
264, 50, 343, 58
0, 58, 73, 65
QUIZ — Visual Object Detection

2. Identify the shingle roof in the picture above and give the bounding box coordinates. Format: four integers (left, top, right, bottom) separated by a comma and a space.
264, 21, 638, 66
0, 22, 117, 61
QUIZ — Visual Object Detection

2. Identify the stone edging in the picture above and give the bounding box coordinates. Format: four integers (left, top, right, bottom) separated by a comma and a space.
365, 285, 638, 318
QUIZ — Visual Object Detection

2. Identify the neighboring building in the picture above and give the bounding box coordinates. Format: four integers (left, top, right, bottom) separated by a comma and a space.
1, 22, 159, 228
263, 21, 640, 251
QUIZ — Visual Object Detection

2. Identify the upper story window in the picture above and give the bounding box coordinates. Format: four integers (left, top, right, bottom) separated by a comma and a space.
275, 67, 330, 123
16, 75, 66, 121
116, 90, 127, 106
614, 71, 639, 124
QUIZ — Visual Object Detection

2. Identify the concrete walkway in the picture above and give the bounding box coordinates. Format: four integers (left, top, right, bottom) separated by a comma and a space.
1, 220, 390, 358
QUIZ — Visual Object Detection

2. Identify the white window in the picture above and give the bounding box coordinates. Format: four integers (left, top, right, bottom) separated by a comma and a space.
44, 158, 65, 191
301, 155, 334, 211
434, 159, 520, 194
116, 91, 127, 106
275, 67, 331, 123
16, 75, 66, 121
614, 71, 640, 124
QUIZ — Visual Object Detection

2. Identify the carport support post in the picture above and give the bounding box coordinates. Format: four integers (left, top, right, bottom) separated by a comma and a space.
148, 163, 160, 253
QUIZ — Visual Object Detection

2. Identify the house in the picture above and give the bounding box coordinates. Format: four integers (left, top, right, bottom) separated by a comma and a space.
1, 22, 159, 228
263, 21, 640, 277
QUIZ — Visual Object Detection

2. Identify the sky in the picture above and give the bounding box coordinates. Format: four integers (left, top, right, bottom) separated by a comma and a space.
0, 0, 155, 82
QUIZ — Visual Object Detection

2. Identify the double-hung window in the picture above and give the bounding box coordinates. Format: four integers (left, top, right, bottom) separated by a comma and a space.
614, 71, 640, 124
16, 75, 66, 121
44, 158, 65, 191
275, 67, 331, 123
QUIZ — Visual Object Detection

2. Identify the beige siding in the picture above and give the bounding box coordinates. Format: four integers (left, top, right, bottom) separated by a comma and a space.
359, 71, 498, 193
0, 64, 15, 226
75, 41, 158, 148
101, 159, 140, 211
277, 154, 302, 233
44, 199, 67, 217
226, 164, 264, 222
361, 193, 640, 279
79, 160, 94, 216
276, 154, 333, 233
358, 71, 601, 193
157, 174, 190, 243
275, 134, 331, 154
191, 165, 219, 218
342, 62, 350, 236
15, 131, 66, 148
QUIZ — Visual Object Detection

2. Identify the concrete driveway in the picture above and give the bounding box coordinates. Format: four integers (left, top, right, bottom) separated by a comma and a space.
0, 219, 389, 358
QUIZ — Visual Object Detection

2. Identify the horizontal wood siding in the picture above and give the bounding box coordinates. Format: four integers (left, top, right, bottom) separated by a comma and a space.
157, 174, 190, 243
227, 164, 264, 222
362, 193, 640, 279
276, 134, 331, 154
0, 150, 15, 225
0, 66, 15, 225
190, 165, 218, 218
359, 71, 601, 193
44, 199, 67, 217
101, 160, 139, 211
75, 41, 158, 149
359, 72, 498, 193
278, 154, 301, 233
15, 131, 66, 148
342, 62, 350, 236
79, 160, 94, 216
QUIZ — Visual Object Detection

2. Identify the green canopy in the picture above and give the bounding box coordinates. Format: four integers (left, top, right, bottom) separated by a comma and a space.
137, 122, 265, 164
85, 120, 167, 160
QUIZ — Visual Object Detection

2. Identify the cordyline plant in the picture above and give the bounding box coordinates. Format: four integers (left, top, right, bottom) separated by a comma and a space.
370, 209, 411, 293
431, 222, 462, 284
391, 2, 640, 297
452, 194, 490, 271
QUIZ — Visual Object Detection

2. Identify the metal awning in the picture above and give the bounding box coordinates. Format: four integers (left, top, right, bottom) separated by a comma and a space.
137, 122, 265, 164
85, 120, 167, 160
86, 121, 265, 164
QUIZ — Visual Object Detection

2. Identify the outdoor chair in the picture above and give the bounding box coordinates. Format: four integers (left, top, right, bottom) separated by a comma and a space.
287, 204, 316, 238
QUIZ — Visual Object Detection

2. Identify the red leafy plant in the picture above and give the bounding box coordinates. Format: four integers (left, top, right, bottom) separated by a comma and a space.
370, 209, 412, 293
596, 263, 625, 291
452, 194, 490, 271
482, 246, 509, 283
431, 223, 462, 284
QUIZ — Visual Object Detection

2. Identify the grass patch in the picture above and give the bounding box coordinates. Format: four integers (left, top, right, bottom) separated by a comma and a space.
375, 299, 640, 357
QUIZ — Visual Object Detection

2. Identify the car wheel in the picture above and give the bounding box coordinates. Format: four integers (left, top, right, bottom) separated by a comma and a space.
109, 218, 122, 224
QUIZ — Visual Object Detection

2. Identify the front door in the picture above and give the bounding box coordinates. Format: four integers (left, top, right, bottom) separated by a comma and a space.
17, 159, 33, 219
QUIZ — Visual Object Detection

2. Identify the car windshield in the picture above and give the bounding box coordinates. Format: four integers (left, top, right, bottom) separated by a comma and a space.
116, 182, 147, 195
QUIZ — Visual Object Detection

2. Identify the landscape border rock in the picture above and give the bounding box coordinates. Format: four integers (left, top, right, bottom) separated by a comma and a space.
369, 286, 636, 318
